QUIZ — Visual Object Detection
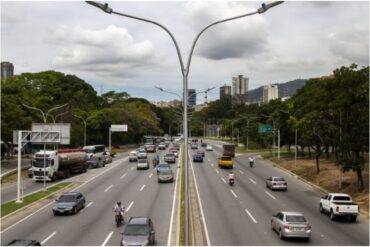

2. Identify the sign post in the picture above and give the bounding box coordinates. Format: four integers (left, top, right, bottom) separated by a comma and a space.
109, 124, 128, 153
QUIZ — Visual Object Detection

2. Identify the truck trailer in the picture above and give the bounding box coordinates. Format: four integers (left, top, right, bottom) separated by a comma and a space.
223, 144, 235, 157
31, 149, 88, 181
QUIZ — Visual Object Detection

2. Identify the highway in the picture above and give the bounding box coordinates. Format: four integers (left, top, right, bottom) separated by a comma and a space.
190, 140, 369, 246
1, 148, 179, 246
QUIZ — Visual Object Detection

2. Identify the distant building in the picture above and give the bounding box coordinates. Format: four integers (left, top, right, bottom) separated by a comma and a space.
232, 75, 248, 103
219, 85, 232, 100
153, 101, 170, 108
188, 89, 196, 106
263, 84, 279, 103
168, 99, 181, 107
1, 62, 14, 81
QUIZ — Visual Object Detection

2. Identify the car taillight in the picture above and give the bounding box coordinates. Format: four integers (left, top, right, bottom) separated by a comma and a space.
336, 206, 339, 212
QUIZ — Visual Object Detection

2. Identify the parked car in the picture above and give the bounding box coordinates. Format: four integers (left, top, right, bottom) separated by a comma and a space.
158, 169, 174, 183
193, 154, 203, 162
156, 163, 170, 175
158, 143, 166, 150
6, 240, 41, 246
138, 152, 147, 159
271, 211, 311, 240
191, 143, 198, 149
319, 193, 359, 221
129, 151, 138, 162
121, 217, 155, 246
196, 150, 205, 157
137, 158, 149, 170
205, 145, 213, 151
52, 192, 86, 215
164, 153, 176, 163
87, 156, 105, 168
266, 176, 288, 191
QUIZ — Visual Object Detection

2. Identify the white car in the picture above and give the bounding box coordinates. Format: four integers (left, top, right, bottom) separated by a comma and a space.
205, 145, 213, 151
129, 151, 138, 162
137, 158, 149, 170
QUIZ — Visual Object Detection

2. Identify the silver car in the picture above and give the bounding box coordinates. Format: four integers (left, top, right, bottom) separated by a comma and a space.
271, 211, 311, 240
158, 169, 174, 183
266, 176, 288, 191
137, 158, 149, 170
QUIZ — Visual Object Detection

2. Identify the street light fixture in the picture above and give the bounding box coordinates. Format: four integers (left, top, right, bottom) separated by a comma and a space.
73, 114, 94, 147
86, 2, 283, 243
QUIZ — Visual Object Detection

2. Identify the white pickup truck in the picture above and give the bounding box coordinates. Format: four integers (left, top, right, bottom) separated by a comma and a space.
319, 193, 359, 222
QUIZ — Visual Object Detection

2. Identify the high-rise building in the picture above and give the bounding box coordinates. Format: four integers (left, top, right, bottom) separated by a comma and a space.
263, 84, 279, 103
1, 62, 14, 81
188, 89, 196, 106
232, 75, 248, 103
219, 85, 231, 100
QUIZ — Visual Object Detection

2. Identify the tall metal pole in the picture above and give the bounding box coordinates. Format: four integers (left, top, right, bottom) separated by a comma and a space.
278, 128, 280, 160
84, 120, 87, 147
295, 127, 297, 167
16, 131, 22, 203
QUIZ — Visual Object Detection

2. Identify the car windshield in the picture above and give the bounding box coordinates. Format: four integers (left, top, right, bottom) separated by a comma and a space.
274, 177, 285, 181
33, 159, 52, 167
138, 159, 147, 163
285, 215, 306, 223
124, 225, 149, 236
158, 165, 170, 169
58, 195, 76, 202
222, 157, 231, 160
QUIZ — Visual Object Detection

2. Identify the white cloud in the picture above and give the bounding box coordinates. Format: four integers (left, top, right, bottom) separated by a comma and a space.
51, 25, 157, 75
184, 1, 268, 60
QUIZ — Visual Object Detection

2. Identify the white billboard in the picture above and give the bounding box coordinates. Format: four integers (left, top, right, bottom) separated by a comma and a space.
32, 123, 70, 144
110, 124, 128, 132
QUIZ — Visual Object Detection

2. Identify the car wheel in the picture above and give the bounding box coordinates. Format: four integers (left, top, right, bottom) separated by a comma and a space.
271, 221, 274, 231
53, 211, 57, 216
351, 215, 357, 222
279, 229, 284, 239
74, 207, 78, 214
330, 210, 335, 221
319, 204, 324, 214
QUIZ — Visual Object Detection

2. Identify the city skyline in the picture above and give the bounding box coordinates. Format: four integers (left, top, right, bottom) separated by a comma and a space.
1, 1, 369, 103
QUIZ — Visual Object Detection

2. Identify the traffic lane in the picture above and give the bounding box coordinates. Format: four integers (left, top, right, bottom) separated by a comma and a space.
190, 149, 273, 246
0, 156, 132, 245
234, 155, 369, 245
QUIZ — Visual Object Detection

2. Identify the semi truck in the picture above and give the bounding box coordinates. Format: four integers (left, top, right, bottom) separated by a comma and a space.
31, 149, 88, 182
223, 144, 235, 157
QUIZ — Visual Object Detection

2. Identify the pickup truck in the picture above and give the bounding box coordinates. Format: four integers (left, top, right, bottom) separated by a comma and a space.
218, 156, 233, 169
319, 193, 359, 222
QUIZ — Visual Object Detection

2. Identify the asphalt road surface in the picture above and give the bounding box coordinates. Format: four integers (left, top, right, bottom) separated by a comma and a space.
190, 140, 369, 246
1, 148, 179, 246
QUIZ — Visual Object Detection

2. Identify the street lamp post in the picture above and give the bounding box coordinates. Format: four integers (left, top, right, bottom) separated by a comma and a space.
22, 103, 68, 191
73, 115, 94, 147
86, 2, 283, 243
280, 110, 298, 167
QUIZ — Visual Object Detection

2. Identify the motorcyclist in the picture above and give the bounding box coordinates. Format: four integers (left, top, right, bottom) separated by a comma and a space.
249, 156, 255, 167
113, 201, 125, 219
228, 172, 235, 182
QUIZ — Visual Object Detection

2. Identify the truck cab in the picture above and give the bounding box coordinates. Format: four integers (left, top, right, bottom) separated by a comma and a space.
218, 156, 233, 169
319, 193, 359, 222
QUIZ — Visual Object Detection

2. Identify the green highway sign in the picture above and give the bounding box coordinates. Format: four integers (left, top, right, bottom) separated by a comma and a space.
258, 124, 272, 133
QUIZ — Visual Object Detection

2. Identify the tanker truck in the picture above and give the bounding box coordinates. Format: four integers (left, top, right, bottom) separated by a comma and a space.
31, 149, 88, 182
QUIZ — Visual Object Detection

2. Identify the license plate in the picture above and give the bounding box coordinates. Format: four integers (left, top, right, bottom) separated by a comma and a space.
59, 210, 64, 213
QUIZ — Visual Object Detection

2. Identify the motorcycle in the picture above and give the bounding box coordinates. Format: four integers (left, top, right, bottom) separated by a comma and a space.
153, 158, 159, 168
229, 178, 235, 186
249, 161, 254, 167
113, 207, 125, 227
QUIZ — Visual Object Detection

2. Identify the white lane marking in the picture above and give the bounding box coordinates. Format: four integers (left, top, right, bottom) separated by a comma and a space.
211, 163, 214, 167
104, 185, 113, 193
131, 166, 135, 170
239, 170, 244, 175
245, 209, 258, 223
140, 184, 146, 192
149, 173, 153, 178
1, 156, 130, 234
221, 177, 226, 183
207, 158, 210, 162
215, 169, 219, 174
190, 158, 211, 245
167, 154, 181, 246
81, 201, 94, 213
249, 178, 257, 184
265, 191, 277, 200
101, 231, 114, 246
230, 189, 238, 198
126, 201, 134, 212
41, 231, 56, 245
120, 173, 127, 179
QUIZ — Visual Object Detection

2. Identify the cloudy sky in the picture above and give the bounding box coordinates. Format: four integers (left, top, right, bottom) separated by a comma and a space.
1, 0, 369, 103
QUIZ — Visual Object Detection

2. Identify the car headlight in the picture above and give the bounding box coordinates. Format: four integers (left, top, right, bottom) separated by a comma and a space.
142, 240, 149, 246
121, 240, 127, 246
52, 206, 58, 210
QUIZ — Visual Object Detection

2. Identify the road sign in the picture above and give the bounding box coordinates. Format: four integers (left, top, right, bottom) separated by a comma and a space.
110, 124, 128, 132
258, 124, 272, 133
13, 130, 61, 144
32, 123, 70, 144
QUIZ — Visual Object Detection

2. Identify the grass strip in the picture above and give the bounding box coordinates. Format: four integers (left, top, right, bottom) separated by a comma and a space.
1, 169, 29, 184
1, 182, 72, 218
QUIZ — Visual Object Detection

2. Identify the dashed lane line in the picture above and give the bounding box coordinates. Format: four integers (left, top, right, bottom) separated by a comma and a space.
140, 184, 146, 192
104, 185, 113, 193
230, 189, 238, 199
239, 170, 244, 175
221, 177, 226, 183
101, 231, 113, 246
149, 173, 153, 178
249, 178, 257, 184
265, 191, 277, 200
245, 209, 258, 223
41, 231, 56, 245
81, 201, 94, 213
126, 201, 134, 212
120, 173, 127, 179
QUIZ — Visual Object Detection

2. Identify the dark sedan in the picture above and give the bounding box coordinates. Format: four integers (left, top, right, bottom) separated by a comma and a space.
52, 192, 86, 215
121, 217, 155, 246
196, 150, 205, 157
193, 154, 203, 162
